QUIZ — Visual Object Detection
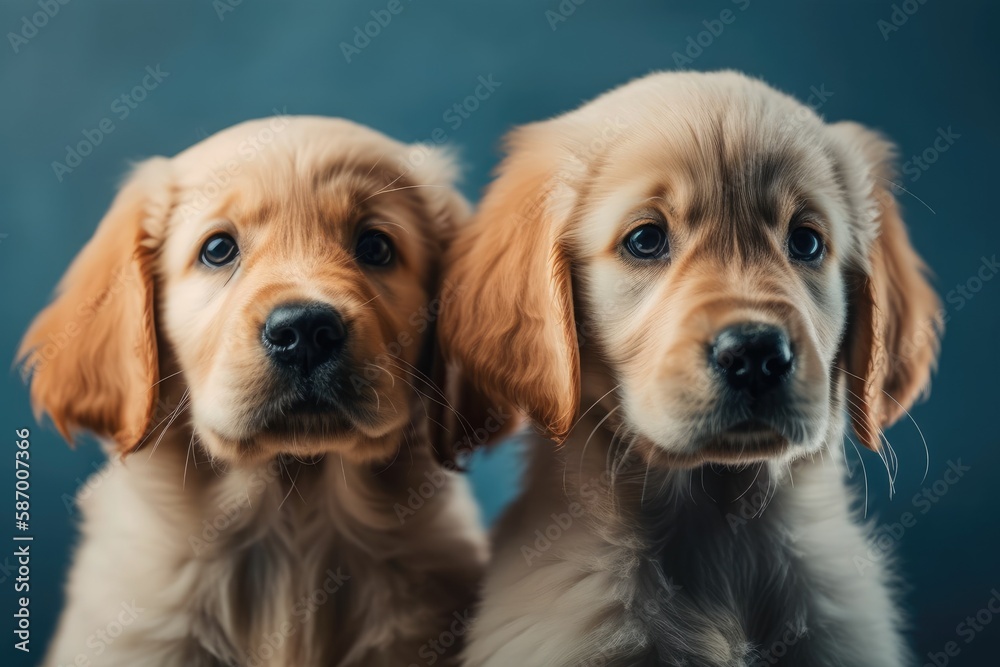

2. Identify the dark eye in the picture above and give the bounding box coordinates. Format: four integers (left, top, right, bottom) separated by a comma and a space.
355, 229, 395, 266
200, 233, 239, 267
787, 227, 825, 263
624, 224, 669, 260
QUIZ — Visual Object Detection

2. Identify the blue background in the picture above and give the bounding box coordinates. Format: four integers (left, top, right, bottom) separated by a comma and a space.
1, 1, 997, 664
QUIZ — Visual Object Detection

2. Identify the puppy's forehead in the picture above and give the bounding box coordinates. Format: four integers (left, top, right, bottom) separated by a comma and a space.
171, 116, 431, 233
559, 74, 846, 237
599, 105, 842, 229
172, 116, 410, 175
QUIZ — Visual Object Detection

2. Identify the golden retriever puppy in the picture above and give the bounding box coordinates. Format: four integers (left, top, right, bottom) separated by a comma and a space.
441, 71, 941, 666
19, 116, 492, 666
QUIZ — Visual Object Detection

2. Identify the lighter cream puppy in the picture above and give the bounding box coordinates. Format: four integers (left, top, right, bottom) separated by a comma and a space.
443, 72, 940, 666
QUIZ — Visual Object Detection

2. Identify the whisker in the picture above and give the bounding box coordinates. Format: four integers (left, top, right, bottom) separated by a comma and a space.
182, 430, 196, 490
364, 152, 387, 178
277, 458, 301, 511
699, 466, 717, 503
357, 294, 382, 310
588, 406, 621, 466
640, 454, 654, 507
386, 359, 477, 441
842, 393, 896, 496
149, 369, 185, 390
754, 469, 772, 518
137, 389, 190, 452
734, 462, 763, 501
359, 171, 408, 203
836, 365, 932, 484
610, 435, 637, 499
846, 434, 870, 518
359, 182, 448, 206
878, 177, 936, 215
839, 375, 908, 492
379, 366, 453, 438
147, 391, 191, 459
568, 384, 623, 436
374, 432, 405, 473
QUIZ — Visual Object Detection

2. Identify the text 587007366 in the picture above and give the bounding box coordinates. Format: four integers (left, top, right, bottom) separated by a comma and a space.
13, 428, 32, 653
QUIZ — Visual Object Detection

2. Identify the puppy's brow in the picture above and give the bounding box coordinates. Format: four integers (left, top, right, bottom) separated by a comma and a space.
684, 147, 806, 231
642, 185, 676, 216
313, 158, 414, 194
236, 201, 279, 226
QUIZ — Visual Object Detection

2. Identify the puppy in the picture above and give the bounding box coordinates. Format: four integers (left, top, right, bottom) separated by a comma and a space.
441, 72, 941, 666
19, 116, 492, 666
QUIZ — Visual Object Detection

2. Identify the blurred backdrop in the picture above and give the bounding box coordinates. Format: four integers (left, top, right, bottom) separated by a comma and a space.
1, 0, 997, 664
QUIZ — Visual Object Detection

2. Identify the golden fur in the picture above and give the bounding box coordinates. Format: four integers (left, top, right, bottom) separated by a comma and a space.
442, 71, 941, 665
442, 72, 940, 461
20, 116, 491, 666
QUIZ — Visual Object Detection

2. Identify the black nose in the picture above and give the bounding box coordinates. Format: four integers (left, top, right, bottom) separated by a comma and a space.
711, 323, 793, 396
263, 303, 347, 373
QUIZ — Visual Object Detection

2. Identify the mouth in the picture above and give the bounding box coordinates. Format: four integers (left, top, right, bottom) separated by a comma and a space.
706, 426, 786, 455
724, 418, 775, 435
250, 387, 364, 439
257, 404, 351, 438
695, 414, 803, 463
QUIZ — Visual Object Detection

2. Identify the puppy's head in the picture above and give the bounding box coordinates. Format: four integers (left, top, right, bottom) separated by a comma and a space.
442, 72, 941, 467
19, 116, 473, 464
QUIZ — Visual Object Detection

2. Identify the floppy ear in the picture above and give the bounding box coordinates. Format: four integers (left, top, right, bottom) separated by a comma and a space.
439, 128, 580, 442
831, 123, 942, 449
406, 146, 521, 460
423, 336, 521, 466
17, 158, 172, 453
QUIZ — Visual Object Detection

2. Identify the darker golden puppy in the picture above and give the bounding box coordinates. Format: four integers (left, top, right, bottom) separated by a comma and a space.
20, 116, 491, 666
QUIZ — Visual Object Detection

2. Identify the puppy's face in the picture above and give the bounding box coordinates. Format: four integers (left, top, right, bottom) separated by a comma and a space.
573, 108, 854, 465
443, 72, 941, 469
163, 122, 456, 462
20, 117, 467, 464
